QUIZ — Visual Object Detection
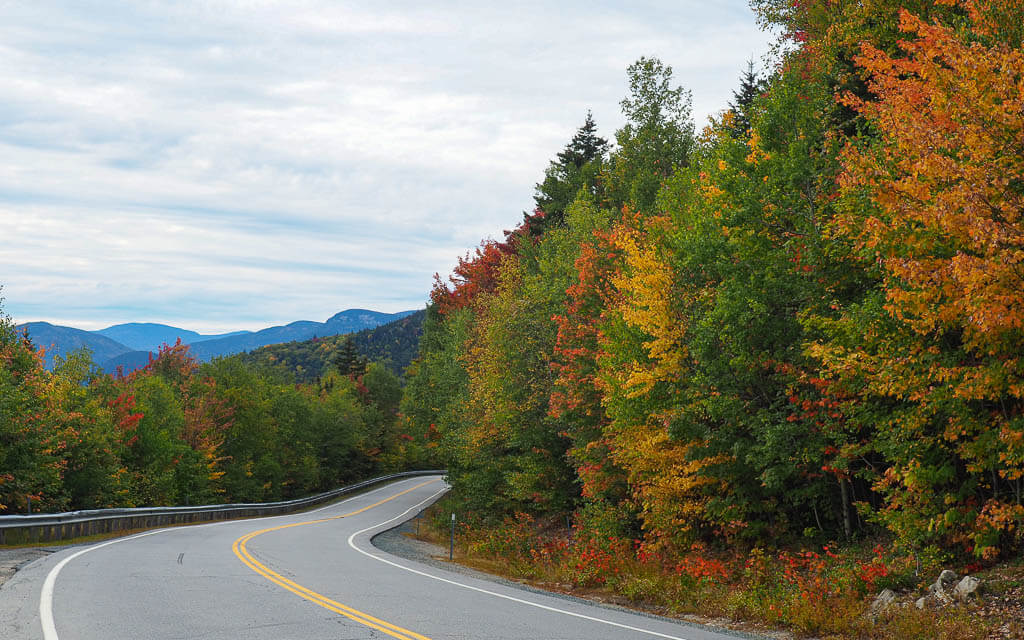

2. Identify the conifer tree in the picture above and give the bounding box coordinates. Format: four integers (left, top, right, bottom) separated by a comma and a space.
727, 59, 766, 138
531, 111, 609, 232
334, 337, 367, 377
555, 111, 608, 170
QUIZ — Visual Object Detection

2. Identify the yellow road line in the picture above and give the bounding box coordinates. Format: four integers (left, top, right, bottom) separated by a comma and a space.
232, 479, 437, 640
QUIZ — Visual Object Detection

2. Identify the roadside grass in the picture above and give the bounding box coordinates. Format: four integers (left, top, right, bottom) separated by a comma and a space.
411, 499, 1003, 639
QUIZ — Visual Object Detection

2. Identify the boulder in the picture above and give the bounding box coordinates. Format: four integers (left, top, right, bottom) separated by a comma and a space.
953, 576, 982, 602
928, 569, 958, 605
870, 588, 898, 616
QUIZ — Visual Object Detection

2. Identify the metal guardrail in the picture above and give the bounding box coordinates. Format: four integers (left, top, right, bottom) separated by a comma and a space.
0, 469, 447, 546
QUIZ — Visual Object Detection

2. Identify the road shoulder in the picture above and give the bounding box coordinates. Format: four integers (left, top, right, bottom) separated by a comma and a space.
372, 517, 791, 640
0, 549, 53, 589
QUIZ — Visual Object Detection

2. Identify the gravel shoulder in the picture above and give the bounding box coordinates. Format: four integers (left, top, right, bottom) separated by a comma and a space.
0, 548, 54, 589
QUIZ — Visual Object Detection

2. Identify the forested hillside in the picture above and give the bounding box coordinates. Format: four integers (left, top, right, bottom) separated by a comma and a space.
186, 309, 416, 361
351, 309, 425, 373
232, 309, 425, 382
400, 0, 1024, 618
0, 318, 432, 513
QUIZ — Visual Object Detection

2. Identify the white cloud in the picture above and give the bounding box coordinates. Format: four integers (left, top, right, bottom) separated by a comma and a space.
0, 1, 776, 332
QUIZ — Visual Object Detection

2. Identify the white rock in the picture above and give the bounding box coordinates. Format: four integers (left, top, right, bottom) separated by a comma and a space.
871, 588, 898, 616
928, 569, 958, 605
953, 576, 982, 602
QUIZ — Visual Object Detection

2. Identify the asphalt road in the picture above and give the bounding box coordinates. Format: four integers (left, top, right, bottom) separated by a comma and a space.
0, 476, 758, 640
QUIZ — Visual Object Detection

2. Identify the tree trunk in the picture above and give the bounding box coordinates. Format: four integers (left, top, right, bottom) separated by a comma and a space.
840, 478, 852, 540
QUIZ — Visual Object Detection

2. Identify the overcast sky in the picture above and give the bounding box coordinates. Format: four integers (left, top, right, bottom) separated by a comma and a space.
1, 1, 776, 333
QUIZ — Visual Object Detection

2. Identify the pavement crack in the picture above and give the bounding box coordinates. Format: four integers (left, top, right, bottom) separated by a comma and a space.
177, 552, 184, 565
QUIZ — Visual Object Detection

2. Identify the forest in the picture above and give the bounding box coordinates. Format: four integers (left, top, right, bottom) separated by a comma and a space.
399, 0, 1024, 634
0, 322, 433, 514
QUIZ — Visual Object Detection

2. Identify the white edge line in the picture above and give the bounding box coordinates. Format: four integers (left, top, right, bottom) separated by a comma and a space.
38, 476, 434, 640
347, 485, 695, 640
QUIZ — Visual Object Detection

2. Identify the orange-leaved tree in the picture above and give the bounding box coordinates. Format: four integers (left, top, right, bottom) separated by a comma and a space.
821, 1, 1024, 557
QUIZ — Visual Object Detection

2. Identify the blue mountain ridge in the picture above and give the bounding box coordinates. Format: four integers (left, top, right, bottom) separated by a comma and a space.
14, 322, 134, 370
185, 309, 415, 361
17, 309, 418, 373
96, 323, 250, 352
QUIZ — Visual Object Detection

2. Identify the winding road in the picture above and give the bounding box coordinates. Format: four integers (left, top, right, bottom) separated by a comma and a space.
0, 476, 755, 639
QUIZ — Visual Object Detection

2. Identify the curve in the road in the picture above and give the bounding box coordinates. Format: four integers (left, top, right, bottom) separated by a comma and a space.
28, 476, 750, 640
36, 479, 430, 640
235, 477, 700, 640
232, 479, 436, 640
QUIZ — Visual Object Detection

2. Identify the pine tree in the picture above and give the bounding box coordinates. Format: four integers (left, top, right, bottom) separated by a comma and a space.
728, 59, 766, 138
334, 337, 367, 377
555, 111, 608, 170
531, 111, 609, 232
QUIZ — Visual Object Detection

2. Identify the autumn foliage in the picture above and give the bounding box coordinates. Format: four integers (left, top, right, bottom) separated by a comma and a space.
5, 5, 1024, 629
0, 312, 415, 512
406, 0, 1024, 574
819, 1, 1024, 557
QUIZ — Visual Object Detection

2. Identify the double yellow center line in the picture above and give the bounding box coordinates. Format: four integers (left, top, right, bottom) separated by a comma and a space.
232, 479, 437, 640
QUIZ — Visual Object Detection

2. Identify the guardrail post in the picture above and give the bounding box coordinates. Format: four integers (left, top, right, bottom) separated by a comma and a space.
449, 513, 455, 561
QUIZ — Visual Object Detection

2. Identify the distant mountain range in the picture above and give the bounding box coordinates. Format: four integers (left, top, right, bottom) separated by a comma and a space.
16, 309, 419, 373
16, 322, 135, 370
236, 309, 427, 381
96, 323, 249, 352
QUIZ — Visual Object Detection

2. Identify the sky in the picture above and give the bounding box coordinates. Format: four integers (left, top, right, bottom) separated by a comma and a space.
1, 1, 777, 333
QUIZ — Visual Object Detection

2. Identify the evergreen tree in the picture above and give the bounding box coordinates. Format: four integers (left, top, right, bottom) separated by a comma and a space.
727, 59, 766, 138
531, 111, 609, 232
555, 111, 608, 170
333, 337, 367, 377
